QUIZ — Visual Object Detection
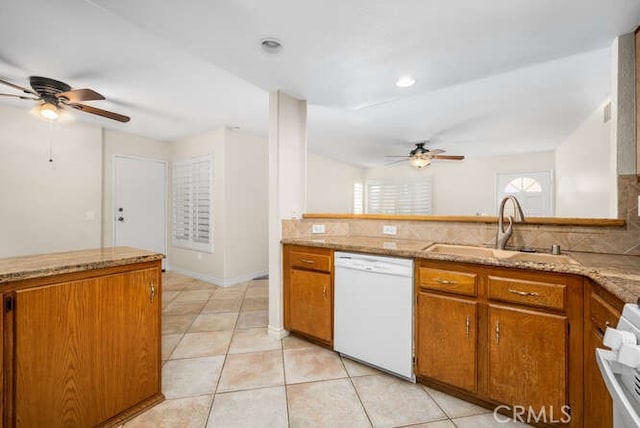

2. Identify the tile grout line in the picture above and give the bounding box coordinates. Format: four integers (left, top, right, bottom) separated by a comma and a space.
340, 355, 375, 428
203, 280, 250, 427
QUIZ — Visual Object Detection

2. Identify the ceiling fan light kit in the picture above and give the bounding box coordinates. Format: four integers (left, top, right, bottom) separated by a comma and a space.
410, 155, 431, 168
39, 102, 59, 121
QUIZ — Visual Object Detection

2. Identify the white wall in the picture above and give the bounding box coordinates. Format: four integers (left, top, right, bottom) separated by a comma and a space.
169, 128, 227, 281
225, 131, 268, 281
307, 153, 364, 213
168, 127, 269, 286
0, 104, 102, 257
556, 101, 614, 218
102, 129, 171, 247
364, 152, 555, 216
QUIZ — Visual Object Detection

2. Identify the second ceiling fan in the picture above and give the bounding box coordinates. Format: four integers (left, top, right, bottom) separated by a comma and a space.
385, 142, 465, 168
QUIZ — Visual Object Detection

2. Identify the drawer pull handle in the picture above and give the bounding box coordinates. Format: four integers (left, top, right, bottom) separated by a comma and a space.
300, 258, 315, 264
150, 282, 156, 303
495, 320, 501, 344
508, 288, 539, 297
322, 285, 327, 300
435, 278, 456, 285
465, 315, 471, 338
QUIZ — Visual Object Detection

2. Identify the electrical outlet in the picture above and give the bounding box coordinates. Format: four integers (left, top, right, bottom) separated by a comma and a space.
312, 224, 326, 234
382, 225, 397, 235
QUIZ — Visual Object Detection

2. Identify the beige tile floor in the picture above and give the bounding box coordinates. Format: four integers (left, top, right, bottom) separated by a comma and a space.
124, 272, 530, 428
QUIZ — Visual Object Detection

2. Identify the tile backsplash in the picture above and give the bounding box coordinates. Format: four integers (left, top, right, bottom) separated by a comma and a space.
284, 175, 640, 256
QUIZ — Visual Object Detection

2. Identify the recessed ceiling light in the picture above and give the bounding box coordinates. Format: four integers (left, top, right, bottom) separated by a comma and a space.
261, 38, 283, 54
396, 75, 416, 88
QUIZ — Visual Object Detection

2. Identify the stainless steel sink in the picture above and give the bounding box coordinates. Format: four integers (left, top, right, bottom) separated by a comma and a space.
424, 244, 580, 265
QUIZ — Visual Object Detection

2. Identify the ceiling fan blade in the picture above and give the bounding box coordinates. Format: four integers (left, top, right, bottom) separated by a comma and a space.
0, 93, 39, 100
433, 155, 465, 160
56, 88, 105, 103
385, 159, 408, 166
430, 149, 445, 155
384, 155, 411, 158
0, 77, 39, 96
67, 103, 130, 123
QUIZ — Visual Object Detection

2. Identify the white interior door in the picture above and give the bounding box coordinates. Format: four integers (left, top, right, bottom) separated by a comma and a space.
496, 171, 553, 217
114, 156, 167, 265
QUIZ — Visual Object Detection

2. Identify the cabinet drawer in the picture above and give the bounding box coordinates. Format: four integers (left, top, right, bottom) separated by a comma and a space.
418, 267, 477, 296
590, 293, 620, 338
488, 276, 566, 311
289, 251, 331, 272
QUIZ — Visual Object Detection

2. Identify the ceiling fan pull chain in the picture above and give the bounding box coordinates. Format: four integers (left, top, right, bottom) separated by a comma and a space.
48, 121, 54, 164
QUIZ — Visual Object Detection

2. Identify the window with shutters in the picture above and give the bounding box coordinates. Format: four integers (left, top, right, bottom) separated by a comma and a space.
172, 154, 213, 252
360, 177, 432, 215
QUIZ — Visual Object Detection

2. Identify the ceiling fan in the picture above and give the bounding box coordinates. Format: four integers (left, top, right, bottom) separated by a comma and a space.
0, 76, 130, 123
385, 141, 465, 168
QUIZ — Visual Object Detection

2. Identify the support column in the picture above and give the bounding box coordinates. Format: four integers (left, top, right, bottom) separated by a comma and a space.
267, 91, 307, 338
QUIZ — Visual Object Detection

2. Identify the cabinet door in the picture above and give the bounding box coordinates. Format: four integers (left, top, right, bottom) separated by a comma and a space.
488, 304, 567, 413
15, 278, 102, 427
417, 292, 477, 392
584, 292, 620, 428
95, 268, 161, 419
288, 269, 332, 344
13, 268, 161, 427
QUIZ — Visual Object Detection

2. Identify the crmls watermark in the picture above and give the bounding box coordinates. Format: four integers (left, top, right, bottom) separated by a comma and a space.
493, 405, 571, 424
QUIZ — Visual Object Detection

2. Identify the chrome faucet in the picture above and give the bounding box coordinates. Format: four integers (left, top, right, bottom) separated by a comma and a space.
496, 195, 526, 250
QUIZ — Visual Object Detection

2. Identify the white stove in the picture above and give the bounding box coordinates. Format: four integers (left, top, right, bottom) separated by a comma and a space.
597, 303, 640, 428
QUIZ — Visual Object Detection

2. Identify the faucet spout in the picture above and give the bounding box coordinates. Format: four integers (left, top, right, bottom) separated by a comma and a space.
496, 196, 525, 250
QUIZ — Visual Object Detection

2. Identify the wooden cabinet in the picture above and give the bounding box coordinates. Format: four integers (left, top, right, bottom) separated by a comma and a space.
583, 280, 623, 428
283, 245, 333, 346
415, 259, 583, 426
4, 261, 163, 428
487, 304, 567, 413
417, 292, 477, 391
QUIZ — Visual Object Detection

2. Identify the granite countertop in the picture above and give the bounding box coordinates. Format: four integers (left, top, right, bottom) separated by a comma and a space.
0, 247, 165, 284
283, 236, 640, 304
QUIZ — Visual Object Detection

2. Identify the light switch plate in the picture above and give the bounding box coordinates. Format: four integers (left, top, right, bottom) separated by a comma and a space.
382, 225, 397, 235
312, 224, 326, 234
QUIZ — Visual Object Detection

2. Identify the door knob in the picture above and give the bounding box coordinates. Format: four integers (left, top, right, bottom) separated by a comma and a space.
118, 216, 125, 222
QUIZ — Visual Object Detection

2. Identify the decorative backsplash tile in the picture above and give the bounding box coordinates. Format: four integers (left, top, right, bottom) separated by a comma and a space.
283, 175, 640, 256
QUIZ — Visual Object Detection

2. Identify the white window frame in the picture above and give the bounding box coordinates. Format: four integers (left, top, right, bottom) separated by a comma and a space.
172, 154, 214, 252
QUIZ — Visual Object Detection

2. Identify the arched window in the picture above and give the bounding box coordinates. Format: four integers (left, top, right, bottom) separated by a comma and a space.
496, 171, 553, 217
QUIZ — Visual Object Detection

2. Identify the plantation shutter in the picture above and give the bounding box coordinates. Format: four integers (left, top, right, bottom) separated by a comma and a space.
365, 177, 432, 215
172, 154, 213, 252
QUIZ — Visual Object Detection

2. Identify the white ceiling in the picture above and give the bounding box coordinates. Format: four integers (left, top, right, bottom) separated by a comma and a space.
0, 0, 639, 167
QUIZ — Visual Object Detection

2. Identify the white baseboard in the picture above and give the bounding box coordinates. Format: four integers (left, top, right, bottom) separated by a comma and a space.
268, 325, 289, 340
165, 266, 268, 288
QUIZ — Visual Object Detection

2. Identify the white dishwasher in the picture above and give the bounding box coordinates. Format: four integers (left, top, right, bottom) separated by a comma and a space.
334, 251, 414, 381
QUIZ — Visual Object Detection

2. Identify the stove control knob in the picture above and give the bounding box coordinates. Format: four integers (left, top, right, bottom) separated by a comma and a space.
618, 343, 640, 368
603, 327, 637, 351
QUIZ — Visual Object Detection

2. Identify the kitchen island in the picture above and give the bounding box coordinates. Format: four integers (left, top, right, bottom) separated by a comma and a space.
0, 247, 164, 428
